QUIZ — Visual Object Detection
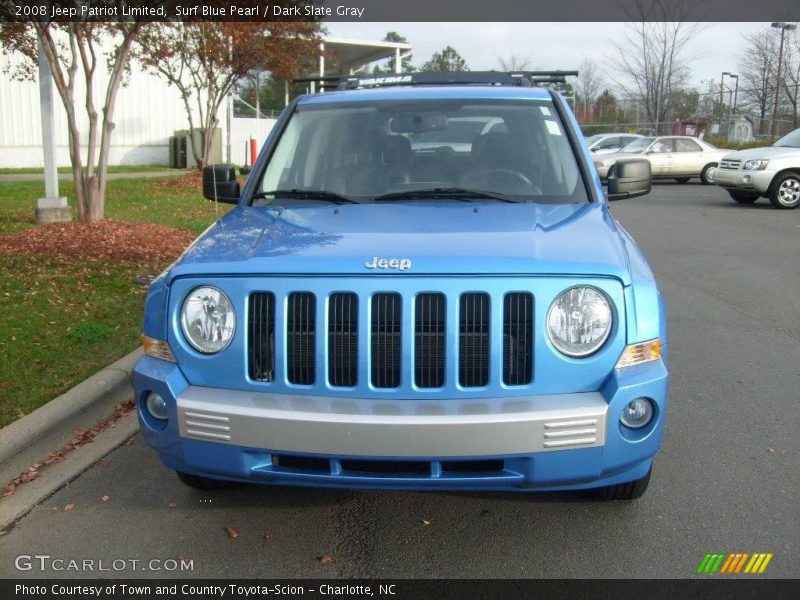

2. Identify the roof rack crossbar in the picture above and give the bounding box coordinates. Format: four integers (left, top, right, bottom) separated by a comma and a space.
291, 71, 578, 90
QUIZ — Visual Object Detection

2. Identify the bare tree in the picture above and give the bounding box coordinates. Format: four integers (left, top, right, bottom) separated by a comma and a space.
575, 59, 603, 122
496, 54, 532, 71
608, 0, 700, 133
0, 6, 146, 222
738, 27, 779, 125
781, 30, 800, 128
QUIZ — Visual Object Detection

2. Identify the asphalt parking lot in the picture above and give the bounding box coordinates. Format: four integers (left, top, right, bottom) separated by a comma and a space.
1, 182, 798, 579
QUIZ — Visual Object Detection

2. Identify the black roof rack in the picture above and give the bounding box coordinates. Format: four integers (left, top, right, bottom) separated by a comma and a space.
293, 71, 579, 90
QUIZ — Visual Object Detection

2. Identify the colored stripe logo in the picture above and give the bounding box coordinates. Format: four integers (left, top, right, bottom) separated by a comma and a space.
697, 552, 773, 574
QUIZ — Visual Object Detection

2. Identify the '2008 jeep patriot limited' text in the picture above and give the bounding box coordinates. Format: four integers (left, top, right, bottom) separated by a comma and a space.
135, 72, 668, 500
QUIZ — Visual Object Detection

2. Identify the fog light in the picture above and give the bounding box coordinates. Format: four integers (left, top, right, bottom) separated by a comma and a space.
620, 398, 654, 429
146, 392, 169, 420
743, 175, 751, 183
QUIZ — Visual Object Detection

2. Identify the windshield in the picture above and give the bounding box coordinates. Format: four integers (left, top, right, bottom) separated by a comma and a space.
255, 99, 588, 204
775, 128, 800, 148
620, 137, 654, 153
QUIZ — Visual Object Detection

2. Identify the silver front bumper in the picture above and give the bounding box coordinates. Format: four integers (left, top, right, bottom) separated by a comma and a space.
714, 168, 774, 194
177, 387, 608, 457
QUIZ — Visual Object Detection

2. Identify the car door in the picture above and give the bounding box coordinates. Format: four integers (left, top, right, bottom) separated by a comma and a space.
646, 138, 674, 176
672, 138, 705, 176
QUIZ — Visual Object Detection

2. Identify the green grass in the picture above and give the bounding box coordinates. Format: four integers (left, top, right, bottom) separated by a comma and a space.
0, 177, 229, 236
0, 176, 233, 426
0, 165, 175, 175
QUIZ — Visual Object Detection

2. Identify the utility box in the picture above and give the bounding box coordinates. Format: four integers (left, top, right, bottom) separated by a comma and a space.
168, 136, 188, 169
173, 128, 222, 169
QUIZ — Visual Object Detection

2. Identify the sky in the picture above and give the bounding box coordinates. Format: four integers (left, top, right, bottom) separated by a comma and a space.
325, 22, 768, 89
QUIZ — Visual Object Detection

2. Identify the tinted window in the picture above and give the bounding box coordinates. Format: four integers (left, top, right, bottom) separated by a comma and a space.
776, 128, 800, 148
257, 99, 589, 204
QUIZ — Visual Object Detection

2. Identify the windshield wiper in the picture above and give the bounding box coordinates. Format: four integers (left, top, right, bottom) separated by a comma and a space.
252, 189, 359, 204
374, 187, 519, 203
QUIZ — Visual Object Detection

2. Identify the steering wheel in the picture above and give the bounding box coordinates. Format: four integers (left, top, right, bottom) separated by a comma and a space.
461, 168, 539, 193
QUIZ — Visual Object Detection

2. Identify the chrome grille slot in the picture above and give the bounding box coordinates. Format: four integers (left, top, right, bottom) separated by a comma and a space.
415, 293, 446, 388
503, 292, 533, 385
720, 159, 741, 170
248, 292, 275, 382
287, 292, 316, 385
371, 293, 402, 388
328, 293, 358, 387
459, 293, 490, 387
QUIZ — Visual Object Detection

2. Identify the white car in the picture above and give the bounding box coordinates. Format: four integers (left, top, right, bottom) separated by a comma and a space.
585, 133, 643, 155
593, 136, 727, 183
714, 128, 800, 209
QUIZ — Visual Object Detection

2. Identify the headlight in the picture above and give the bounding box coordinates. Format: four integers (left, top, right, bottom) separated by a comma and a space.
180, 286, 236, 353
743, 159, 769, 170
547, 286, 613, 357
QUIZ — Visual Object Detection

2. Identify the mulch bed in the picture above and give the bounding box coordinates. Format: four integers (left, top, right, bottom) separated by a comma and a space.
0, 220, 197, 262
149, 170, 203, 191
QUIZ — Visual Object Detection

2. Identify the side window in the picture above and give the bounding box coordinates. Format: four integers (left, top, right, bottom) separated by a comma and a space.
650, 139, 674, 153
596, 137, 620, 150
675, 138, 702, 152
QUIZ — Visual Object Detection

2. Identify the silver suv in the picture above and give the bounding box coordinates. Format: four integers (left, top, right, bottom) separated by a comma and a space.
715, 128, 800, 210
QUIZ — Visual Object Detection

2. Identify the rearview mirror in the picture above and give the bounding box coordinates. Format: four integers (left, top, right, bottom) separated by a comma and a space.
607, 159, 651, 201
202, 164, 240, 204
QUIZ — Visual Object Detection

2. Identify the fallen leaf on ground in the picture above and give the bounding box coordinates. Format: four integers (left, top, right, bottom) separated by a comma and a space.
422, 519, 432, 526
319, 554, 333, 564
226, 527, 240, 539
168, 502, 177, 508
101, 495, 110, 502
767, 448, 776, 453
63, 503, 75, 511
264, 534, 273, 542
0, 221, 197, 263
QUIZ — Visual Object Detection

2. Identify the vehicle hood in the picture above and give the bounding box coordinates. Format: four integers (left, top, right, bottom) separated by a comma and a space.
168, 202, 634, 284
722, 145, 799, 160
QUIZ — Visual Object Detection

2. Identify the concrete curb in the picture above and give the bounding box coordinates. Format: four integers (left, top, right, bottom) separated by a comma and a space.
0, 348, 143, 487
0, 413, 139, 531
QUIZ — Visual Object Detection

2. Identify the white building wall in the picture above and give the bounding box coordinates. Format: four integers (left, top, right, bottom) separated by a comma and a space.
0, 39, 226, 168
230, 117, 277, 166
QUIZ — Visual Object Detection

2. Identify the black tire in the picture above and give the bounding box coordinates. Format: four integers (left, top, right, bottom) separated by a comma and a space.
586, 467, 651, 500
700, 163, 718, 185
176, 471, 241, 490
674, 177, 690, 184
728, 190, 759, 204
768, 171, 800, 209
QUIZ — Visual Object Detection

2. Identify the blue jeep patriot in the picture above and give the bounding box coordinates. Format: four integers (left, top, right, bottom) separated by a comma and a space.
134, 72, 668, 500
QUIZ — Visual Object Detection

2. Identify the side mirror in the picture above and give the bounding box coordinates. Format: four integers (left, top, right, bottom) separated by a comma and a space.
202, 164, 240, 204
607, 159, 651, 201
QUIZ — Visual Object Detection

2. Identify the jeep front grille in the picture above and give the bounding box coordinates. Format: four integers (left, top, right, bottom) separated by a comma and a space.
287, 292, 316, 385
719, 159, 741, 170
248, 292, 275, 382
503, 292, 534, 385
459, 293, 490, 387
415, 293, 446, 388
246, 286, 535, 392
328, 292, 358, 387
371, 293, 402, 388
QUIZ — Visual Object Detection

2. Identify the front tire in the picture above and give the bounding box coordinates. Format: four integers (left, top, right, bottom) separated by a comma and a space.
176, 471, 241, 490
700, 163, 717, 185
728, 190, 760, 204
586, 468, 651, 500
768, 172, 800, 209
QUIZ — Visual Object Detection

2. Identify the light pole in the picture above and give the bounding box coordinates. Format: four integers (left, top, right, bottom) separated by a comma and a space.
771, 22, 797, 137
720, 72, 732, 135
727, 73, 738, 140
